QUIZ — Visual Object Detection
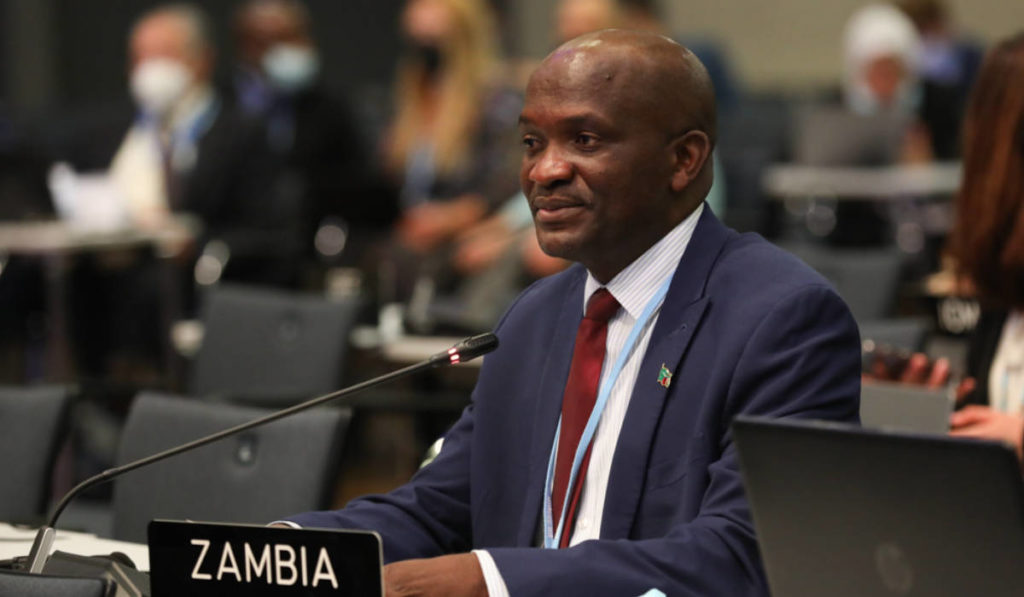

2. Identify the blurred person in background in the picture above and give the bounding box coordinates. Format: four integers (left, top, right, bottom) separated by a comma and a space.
231, 0, 397, 279
108, 4, 283, 245
842, 3, 932, 162
554, 0, 619, 44
942, 33, 1024, 459
807, 3, 931, 247
382, 0, 521, 324
898, 0, 983, 160
65, 3, 287, 381
617, 0, 740, 113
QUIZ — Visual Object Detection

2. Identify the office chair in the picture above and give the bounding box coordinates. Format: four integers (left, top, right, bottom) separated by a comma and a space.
784, 244, 905, 322
111, 392, 350, 543
0, 569, 109, 597
190, 284, 361, 406
0, 385, 71, 524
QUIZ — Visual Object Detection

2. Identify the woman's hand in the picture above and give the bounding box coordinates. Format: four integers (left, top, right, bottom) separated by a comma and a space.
950, 405, 1024, 460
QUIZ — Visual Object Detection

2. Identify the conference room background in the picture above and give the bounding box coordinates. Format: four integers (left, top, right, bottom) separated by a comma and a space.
0, 0, 1021, 115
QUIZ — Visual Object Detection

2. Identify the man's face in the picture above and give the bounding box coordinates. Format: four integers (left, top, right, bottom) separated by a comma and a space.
863, 54, 907, 106
519, 48, 677, 280
238, 7, 310, 67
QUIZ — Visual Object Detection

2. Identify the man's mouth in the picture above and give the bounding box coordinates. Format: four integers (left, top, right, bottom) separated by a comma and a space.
531, 197, 586, 224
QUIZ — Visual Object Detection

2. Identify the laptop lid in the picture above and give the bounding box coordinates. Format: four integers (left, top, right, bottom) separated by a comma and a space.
148, 520, 383, 597
860, 382, 952, 434
792, 106, 909, 167
733, 416, 1024, 597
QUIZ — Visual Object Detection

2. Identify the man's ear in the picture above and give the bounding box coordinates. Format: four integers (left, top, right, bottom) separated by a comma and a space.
669, 130, 711, 193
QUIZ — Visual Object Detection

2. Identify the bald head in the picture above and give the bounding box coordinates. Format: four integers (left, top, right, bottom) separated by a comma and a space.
130, 4, 214, 83
519, 29, 717, 281
132, 4, 212, 61
533, 29, 717, 146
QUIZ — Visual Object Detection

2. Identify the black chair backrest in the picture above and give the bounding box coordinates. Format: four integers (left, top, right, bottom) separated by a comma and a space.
0, 386, 70, 523
190, 284, 360, 405
784, 244, 904, 322
112, 392, 351, 543
0, 570, 108, 597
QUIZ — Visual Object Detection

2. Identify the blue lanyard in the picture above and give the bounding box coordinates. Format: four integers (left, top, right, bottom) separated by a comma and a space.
542, 276, 673, 549
141, 97, 221, 170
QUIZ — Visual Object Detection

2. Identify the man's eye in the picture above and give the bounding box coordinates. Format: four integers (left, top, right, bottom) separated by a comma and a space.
575, 133, 599, 147
522, 136, 540, 150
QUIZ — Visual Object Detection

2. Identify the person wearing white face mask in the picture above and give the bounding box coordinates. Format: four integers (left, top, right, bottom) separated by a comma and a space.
62, 4, 296, 383
110, 4, 216, 228
130, 58, 194, 120
230, 0, 397, 272
109, 3, 284, 245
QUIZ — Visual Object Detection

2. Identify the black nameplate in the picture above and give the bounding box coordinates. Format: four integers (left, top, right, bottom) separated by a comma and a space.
148, 520, 383, 597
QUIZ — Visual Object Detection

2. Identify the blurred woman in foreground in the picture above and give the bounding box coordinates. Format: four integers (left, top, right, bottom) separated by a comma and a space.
944, 33, 1024, 457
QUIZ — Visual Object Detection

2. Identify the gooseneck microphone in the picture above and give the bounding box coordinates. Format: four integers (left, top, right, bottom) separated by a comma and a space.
25, 332, 499, 574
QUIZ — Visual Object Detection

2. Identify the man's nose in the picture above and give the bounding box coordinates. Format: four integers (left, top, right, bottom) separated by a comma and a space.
528, 149, 572, 186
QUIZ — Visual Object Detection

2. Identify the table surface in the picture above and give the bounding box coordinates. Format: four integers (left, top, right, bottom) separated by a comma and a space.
762, 161, 962, 199
0, 216, 198, 256
0, 523, 150, 571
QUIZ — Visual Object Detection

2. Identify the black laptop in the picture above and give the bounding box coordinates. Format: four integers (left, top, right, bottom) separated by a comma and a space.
733, 416, 1024, 597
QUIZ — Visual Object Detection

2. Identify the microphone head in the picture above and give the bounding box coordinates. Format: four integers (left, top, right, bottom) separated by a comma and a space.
437, 333, 499, 366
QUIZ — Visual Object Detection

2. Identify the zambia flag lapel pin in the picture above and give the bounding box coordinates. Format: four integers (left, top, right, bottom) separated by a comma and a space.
657, 363, 672, 388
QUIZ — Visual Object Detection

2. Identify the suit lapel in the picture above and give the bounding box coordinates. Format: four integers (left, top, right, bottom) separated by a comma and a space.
515, 269, 586, 546
601, 207, 732, 539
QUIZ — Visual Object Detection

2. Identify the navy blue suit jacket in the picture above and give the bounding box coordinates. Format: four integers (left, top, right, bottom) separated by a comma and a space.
289, 208, 861, 596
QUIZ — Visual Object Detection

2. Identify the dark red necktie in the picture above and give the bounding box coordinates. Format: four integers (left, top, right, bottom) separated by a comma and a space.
551, 288, 620, 547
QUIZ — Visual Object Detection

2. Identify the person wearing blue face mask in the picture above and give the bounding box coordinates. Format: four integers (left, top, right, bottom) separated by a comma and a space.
231, 0, 398, 273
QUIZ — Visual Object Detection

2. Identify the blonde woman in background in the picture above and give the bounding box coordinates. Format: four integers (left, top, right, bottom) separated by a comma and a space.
387, 0, 520, 257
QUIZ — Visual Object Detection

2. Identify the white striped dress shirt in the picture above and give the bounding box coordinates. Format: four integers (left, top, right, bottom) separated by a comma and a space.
475, 204, 704, 596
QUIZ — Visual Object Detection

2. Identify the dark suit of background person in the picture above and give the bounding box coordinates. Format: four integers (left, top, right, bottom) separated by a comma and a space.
898, 0, 985, 160
229, 0, 398, 277
287, 31, 861, 596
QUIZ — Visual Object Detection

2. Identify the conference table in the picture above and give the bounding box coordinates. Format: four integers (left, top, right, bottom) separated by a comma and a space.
761, 161, 962, 251
761, 161, 962, 200
0, 522, 149, 571
0, 216, 198, 381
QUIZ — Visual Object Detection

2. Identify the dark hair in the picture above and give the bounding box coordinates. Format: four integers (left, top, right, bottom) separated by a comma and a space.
897, 0, 947, 32
948, 33, 1024, 308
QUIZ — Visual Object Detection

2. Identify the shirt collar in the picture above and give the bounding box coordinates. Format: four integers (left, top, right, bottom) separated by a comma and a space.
583, 203, 704, 320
